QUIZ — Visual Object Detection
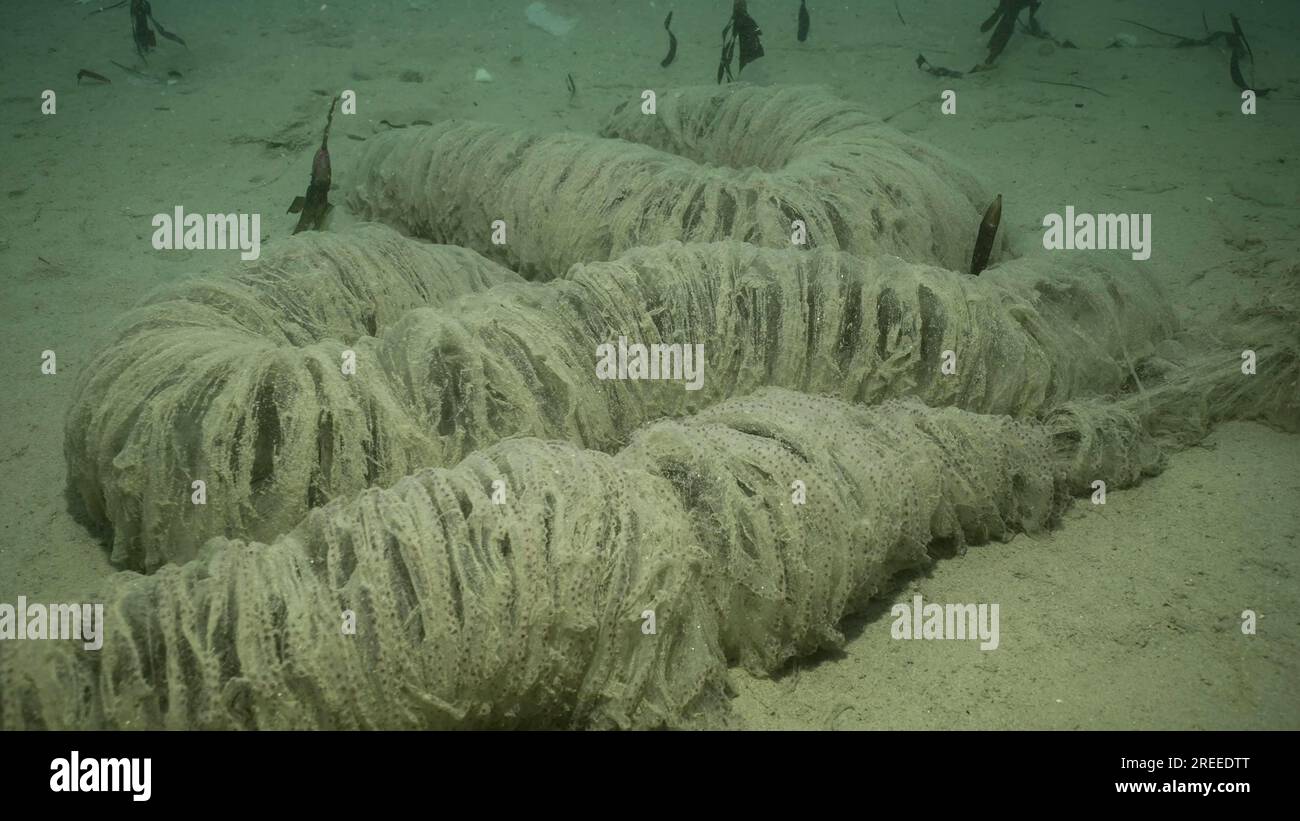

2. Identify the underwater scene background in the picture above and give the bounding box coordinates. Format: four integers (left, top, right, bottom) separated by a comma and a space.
0, 0, 1296, 729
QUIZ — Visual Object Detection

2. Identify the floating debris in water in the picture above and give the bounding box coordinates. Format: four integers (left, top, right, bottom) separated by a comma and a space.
1017, 2, 1077, 50
978, 0, 1036, 68
86, 1, 186, 63
76, 69, 111, 85
525, 2, 577, 37
1031, 79, 1108, 97
918, 1, 1074, 77
660, 12, 678, 68
916, 54, 963, 78
1118, 13, 1275, 97
1227, 14, 1274, 97
718, 0, 764, 84
1116, 14, 1226, 48
132, 0, 186, 60
377, 119, 433, 131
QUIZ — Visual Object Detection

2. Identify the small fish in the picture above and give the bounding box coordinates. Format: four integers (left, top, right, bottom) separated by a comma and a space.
798, 0, 810, 43
660, 12, 678, 68
969, 194, 1002, 276
77, 69, 112, 84
288, 96, 338, 235
566, 73, 577, 99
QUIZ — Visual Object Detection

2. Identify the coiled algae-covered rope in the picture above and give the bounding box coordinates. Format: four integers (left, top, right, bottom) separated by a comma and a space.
15, 85, 1294, 729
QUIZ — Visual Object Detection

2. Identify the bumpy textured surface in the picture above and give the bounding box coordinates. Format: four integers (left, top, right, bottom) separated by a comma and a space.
5, 389, 1070, 730
617, 391, 1063, 674
348, 84, 999, 278
66, 235, 1174, 570
65, 225, 520, 570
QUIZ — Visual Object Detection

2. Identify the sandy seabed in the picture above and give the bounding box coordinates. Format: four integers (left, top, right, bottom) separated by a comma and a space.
0, 0, 1296, 729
